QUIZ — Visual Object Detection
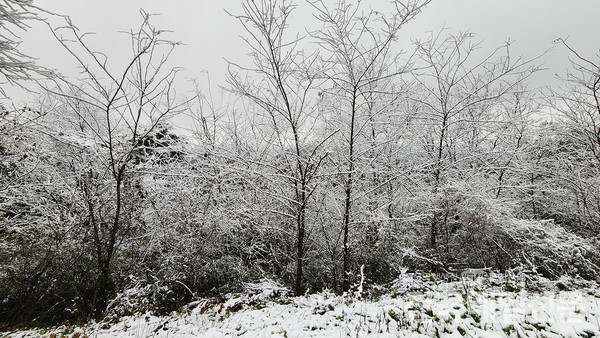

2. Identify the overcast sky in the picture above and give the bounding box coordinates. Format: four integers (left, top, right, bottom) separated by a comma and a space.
8, 0, 600, 108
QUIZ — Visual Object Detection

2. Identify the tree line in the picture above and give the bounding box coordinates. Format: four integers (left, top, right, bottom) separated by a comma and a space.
1, 0, 599, 327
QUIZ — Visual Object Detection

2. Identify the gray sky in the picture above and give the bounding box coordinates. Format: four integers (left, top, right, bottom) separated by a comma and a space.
8, 0, 600, 108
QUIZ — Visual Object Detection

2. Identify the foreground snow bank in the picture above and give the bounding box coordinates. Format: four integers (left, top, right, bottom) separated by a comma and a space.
5, 277, 600, 337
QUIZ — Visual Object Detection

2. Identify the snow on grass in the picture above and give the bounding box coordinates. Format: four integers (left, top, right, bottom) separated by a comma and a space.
4, 277, 600, 337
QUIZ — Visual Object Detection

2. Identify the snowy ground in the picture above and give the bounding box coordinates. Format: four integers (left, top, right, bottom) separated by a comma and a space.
4, 275, 600, 337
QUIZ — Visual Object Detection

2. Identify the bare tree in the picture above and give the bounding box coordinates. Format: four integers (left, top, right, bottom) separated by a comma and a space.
551, 39, 600, 164
411, 30, 540, 258
309, 0, 430, 291
227, 0, 331, 295
0, 0, 53, 158
0, 0, 54, 97
543, 39, 600, 236
39, 10, 191, 308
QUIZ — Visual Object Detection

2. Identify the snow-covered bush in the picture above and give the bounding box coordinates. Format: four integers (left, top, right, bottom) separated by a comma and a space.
104, 276, 192, 320
502, 219, 600, 279
376, 181, 600, 281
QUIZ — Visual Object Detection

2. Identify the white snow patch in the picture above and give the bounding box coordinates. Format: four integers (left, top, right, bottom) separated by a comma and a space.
4, 280, 600, 337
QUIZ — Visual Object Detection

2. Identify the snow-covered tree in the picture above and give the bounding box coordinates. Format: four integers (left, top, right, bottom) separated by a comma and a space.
410, 30, 540, 264
309, 0, 430, 291
0, 0, 53, 97
226, 0, 331, 295
34, 10, 191, 312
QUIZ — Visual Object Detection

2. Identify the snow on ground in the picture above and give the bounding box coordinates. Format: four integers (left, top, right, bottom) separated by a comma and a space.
4, 276, 600, 337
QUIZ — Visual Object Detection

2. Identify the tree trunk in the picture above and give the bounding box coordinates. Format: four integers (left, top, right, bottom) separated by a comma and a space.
342, 90, 358, 292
